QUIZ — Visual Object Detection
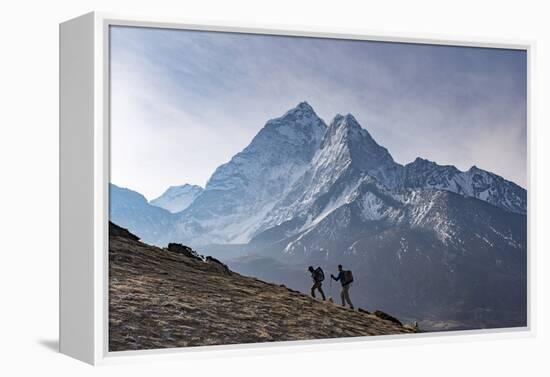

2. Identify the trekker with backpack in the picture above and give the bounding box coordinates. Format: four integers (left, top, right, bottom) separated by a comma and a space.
308, 266, 326, 301
331, 264, 354, 309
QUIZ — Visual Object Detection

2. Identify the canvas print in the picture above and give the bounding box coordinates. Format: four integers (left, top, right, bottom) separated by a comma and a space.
108, 25, 527, 351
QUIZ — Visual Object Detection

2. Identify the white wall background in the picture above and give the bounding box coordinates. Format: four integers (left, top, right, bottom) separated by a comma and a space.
0, 0, 548, 375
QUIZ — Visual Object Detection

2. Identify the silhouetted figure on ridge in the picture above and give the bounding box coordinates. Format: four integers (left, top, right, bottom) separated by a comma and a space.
308, 266, 326, 301
331, 264, 354, 309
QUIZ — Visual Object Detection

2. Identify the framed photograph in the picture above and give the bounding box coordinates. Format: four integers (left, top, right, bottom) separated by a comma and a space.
60, 12, 532, 365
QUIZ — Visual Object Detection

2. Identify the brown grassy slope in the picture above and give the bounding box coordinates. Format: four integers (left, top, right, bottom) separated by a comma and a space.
109, 223, 414, 351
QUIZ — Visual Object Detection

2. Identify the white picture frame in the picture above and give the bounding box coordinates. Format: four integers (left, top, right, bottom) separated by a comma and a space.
59, 11, 534, 365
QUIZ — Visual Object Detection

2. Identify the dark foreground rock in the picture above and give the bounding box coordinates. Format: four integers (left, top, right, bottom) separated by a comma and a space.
109, 222, 140, 241
166, 242, 203, 261
373, 310, 403, 326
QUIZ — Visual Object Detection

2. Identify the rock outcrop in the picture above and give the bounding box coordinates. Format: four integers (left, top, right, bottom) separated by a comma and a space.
166, 242, 203, 261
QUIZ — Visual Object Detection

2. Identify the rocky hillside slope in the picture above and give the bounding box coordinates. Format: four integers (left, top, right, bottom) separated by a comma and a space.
109, 222, 415, 351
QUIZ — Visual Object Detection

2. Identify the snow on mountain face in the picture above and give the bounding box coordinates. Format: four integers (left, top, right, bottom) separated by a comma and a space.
325, 114, 401, 189
111, 102, 526, 249
253, 115, 362, 231
252, 114, 403, 240
150, 184, 203, 213
247, 109, 526, 263
204, 102, 325, 194
401, 188, 526, 249
171, 101, 327, 245
403, 158, 526, 214
250, 181, 526, 330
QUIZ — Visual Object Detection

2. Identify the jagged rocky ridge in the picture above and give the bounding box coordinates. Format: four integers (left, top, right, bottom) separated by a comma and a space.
109, 222, 415, 351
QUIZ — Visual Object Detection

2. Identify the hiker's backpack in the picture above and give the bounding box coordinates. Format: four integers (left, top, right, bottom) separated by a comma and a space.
343, 270, 354, 284
315, 267, 325, 282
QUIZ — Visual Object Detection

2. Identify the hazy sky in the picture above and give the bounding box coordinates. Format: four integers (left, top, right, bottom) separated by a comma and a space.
110, 26, 527, 200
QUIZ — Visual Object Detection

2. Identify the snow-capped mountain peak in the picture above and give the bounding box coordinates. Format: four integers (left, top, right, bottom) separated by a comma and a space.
284, 100, 316, 117
171, 102, 328, 245
323, 113, 365, 141
266, 101, 321, 131
322, 114, 384, 155
255, 101, 327, 148
320, 113, 400, 189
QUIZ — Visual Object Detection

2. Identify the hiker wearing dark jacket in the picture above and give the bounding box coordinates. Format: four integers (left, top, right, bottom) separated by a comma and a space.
308, 266, 326, 301
331, 264, 354, 309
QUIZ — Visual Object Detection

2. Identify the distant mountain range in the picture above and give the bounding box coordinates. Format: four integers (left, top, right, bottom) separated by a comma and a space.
110, 101, 527, 331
